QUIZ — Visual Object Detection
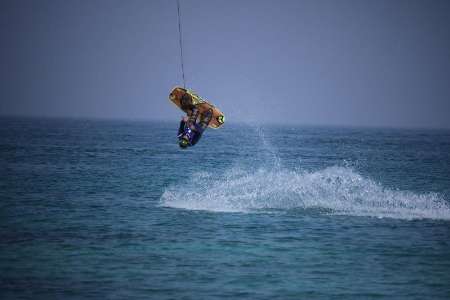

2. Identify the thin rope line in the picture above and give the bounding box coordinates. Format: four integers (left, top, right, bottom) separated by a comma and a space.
176, 0, 186, 88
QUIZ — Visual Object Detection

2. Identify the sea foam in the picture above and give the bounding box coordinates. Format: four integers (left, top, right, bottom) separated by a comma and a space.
160, 165, 450, 220
161, 124, 450, 220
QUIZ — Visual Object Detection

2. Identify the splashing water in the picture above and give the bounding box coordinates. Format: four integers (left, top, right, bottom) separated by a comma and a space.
160, 166, 450, 220
161, 123, 450, 220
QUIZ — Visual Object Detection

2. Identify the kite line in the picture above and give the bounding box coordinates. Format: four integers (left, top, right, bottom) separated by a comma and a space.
176, 0, 186, 88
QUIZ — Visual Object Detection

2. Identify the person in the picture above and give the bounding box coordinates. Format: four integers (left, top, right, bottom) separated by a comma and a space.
177, 92, 212, 148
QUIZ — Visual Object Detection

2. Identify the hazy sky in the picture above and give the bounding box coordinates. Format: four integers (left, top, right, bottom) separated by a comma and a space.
1, 0, 450, 128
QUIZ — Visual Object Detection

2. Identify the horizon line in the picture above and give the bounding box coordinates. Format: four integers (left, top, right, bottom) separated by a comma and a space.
1, 113, 449, 131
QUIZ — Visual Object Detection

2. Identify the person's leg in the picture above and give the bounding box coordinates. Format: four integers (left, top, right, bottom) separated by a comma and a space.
199, 108, 213, 130
180, 93, 194, 111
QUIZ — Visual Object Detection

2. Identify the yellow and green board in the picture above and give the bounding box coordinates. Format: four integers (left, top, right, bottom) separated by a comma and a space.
169, 86, 225, 129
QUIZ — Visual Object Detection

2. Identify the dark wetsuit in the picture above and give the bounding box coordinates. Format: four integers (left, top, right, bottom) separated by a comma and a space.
178, 93, 212, 146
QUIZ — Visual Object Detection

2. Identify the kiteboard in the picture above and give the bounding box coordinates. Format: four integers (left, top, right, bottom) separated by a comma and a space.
169, 86, 225, 129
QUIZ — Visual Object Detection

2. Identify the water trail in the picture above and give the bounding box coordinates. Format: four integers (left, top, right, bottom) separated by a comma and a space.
160, 166, 450, 220
162, 121, 449, 220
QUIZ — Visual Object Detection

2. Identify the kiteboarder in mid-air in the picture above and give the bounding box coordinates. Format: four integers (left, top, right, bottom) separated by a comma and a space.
177, 91, 212, 148
169, 87, 225, 149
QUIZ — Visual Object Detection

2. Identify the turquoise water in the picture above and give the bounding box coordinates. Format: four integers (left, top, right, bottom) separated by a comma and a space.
1, 117, 450, 299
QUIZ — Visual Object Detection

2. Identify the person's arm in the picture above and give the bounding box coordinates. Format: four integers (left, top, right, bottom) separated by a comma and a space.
186, 107, 200, 129
178, 118, 186, 137
190, 130, 201, 145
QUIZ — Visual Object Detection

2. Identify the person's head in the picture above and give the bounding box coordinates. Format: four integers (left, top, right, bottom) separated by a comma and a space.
179, 137, 189, 149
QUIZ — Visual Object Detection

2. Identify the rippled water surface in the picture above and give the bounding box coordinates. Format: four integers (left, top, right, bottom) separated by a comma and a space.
1, 118, 450, 299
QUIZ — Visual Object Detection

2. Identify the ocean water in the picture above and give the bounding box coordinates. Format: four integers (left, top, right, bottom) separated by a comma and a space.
1, 117, 450, 299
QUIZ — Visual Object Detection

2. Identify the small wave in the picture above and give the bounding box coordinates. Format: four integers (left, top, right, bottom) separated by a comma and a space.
160, 166, 450, 220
